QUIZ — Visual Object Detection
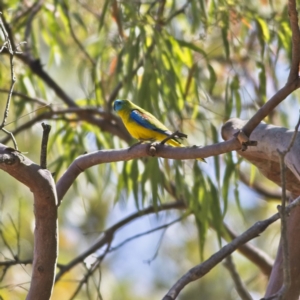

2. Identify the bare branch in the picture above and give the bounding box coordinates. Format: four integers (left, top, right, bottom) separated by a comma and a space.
62, 2, 95, 66
0, 13, 18, 149
287, 0, 300, 83
23, 0, 43, 56
0, 258, 32, 267
223, 255, 253, 300
56, 139, 241, 203
223, 223, 274, 277
40, 123, 51, 169
263, 114, 300, 300
109, 216, 186, 252
0, 107, 130, 145
239, 172, 282, 200
0, 145, 58, 300
0, 89, 49, 106
55, 201, 186, 282
240, 84, 298, 141
162, 195, 300, 300
222, 119, 300, 195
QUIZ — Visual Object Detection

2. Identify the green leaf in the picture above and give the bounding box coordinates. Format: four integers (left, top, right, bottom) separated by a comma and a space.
98, 0, 111, 32
257, 61, 267, 103
207, 64, 217, 94
208, 177, 222, 246
149, 159, 161, 209
221, 27, 230, 59
225, 77, 232, 117
131, 159, 139, 208
175, 39, 207, 57
256, 17, 270, 42
222, 153, 234, 216
72, 12, 87, 32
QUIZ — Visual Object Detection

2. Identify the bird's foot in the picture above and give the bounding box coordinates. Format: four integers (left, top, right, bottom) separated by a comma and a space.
129, 141, 143, 150
160, 130, 187, 145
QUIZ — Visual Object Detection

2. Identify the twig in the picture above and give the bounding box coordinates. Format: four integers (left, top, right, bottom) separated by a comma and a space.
239, 172, 282, 200
223, 255, 253, 300
223, 222, 274, 277
162, 195, 300, 300
0, 14, 18, 149
62, 2, 95, 66
0, 10, 77, 109
23, 0, 43, 56
68, 243, 110, 300
0, 107, 128, 145
166, 182, 274, 276
0, 258, 32, 267
109, 216, 185, 252
0, 89, 49, 106
40, 123, 51, 169
144, 227, 167, 264
55, 201, 186, 282
77, 0, 101, 18
165, 0, 191, 23
8, 214, 20, 258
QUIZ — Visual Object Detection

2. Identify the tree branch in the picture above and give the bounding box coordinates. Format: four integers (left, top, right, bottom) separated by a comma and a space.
239, 0, 300, 137
162, 195, 300, 300
0, 144, 58, 300
223, 255, 253, 300
56, 139, 241, 203
287, 0, 300, 83
55, 201, 186, 282
223, 223, 274, 277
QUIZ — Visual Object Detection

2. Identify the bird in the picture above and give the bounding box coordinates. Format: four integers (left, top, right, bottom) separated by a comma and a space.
113, 99, 205, 161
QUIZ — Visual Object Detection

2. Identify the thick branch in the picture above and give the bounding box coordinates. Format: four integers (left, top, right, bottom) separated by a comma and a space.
0, 144, 58, 300
222, 118, 300, 195
264, 202, 300, 300
287, 0, 300, 83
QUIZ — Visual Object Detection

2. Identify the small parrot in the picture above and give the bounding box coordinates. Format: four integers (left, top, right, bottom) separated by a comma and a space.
113, 99, 205, 161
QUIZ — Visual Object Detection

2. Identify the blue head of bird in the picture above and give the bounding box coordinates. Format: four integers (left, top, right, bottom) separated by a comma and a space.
113, 99, 132, 112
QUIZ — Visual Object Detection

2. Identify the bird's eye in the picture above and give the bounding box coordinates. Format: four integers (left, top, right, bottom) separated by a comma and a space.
113, 100, 122, 111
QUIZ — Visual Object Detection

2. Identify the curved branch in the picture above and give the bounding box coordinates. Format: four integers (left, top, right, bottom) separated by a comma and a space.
56, 139, 241, 203
241, 84, 299, 139
222, 118, 300, 195
162, 195, 300, 300
0, 108, 130, 145
223, 223, 274, 276
239, 172, 282, 200
0, 144, 57, 300
240, 0, 300, 137
287, 0, 300, 83
62, 2, 96, 66
0, 89, 49, 106
55, 201, 186, 282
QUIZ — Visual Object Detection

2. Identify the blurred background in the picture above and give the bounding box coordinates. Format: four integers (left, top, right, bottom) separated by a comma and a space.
0, 0, 295, 299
